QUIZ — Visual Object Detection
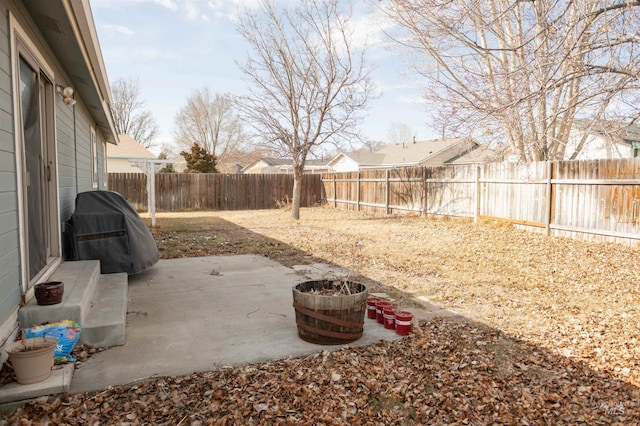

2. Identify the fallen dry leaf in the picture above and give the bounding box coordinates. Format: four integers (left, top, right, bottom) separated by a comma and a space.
3, 207, 638, 425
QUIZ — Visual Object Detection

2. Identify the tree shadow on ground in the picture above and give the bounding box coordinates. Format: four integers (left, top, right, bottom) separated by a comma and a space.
136, 215, 640, 423
146, 216, 415, 304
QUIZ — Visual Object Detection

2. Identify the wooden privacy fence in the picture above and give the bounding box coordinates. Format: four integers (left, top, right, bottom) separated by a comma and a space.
322, 158, 640, 246
108, 173, 323, 212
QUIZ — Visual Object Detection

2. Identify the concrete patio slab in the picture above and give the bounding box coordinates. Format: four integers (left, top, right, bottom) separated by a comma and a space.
70, 255, 404, 394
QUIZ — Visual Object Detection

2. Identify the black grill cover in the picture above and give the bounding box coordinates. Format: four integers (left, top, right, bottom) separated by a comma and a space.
65, 191, 158, 275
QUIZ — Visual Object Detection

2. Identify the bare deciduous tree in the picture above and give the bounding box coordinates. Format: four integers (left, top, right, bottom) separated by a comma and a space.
236, 0, 375, 219
174, 89, 244, 164
110, 77, 158, 148
386, 0, 640, 162
387, 122, 415, 145
359, 139, 387, 152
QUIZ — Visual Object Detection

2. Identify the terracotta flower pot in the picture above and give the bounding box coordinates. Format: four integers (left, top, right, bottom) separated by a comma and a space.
34, 281, 64, 305
5, 337, 58, 384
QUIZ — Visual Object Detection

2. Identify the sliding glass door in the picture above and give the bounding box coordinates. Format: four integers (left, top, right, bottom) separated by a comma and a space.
18, 54, 56, 284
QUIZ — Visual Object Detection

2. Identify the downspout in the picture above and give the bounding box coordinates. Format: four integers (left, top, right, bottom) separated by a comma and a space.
74, 105, 78, 192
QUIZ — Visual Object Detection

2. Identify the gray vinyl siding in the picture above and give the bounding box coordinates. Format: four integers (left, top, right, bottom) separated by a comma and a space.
74, 107, 93, 193
56, 99, 76, 222
56, 90, 112, 222
0, 0, 112, 332
0, 0, 20, 327
56, 98, 76, 222
0, 108, 10, 133
56, 93, 109, 223
0, 266, 19, 324
0, 148, 14, 172
96, 131, 108, 190
0, 244, 19, 278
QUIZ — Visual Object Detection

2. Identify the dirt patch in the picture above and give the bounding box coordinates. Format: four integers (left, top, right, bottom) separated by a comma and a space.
3, 207, 639, 424
150, 215, 319, 267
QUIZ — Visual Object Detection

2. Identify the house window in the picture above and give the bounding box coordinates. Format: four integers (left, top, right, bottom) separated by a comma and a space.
91, 127, 98, 189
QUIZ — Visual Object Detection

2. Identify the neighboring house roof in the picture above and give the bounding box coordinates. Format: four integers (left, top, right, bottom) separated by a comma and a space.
572, 119, 640, 146
303, 158, 332, 173
107, 135, 156, 160
306, 158, 331, 167
334, 151, 385, 167
22, 1, 117, 144
217, 163, 244, 173
376, 138, 476, 166
447, 143, 507, 165
241, 158, 292, 173
328, 138, 478, 169
241, 157, 332, 173
262, 158, 294, 166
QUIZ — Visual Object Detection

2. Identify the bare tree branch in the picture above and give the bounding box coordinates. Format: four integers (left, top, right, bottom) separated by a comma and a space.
174, 89, 244, 164
110, 77, 158, 148
387, 122, 416, 145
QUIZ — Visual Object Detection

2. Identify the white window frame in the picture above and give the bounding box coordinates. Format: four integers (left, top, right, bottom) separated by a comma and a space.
102, 140, 108, 188
10, 13, 62, 291
91, 126, 98, 189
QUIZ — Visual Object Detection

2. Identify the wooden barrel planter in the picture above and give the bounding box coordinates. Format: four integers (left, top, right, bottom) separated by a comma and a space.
292, 280, 368, 345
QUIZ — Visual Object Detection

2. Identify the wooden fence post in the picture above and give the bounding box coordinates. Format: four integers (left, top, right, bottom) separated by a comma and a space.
385, 169, 390, 214
475, 166, 481, 222
422, 167, 427, 216
356, 172, 361, 211
544, 161, 553, 236
333, 174, 337, 208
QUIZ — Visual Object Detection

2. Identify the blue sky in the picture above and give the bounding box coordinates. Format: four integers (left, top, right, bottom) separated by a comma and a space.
90, 0, 438, 154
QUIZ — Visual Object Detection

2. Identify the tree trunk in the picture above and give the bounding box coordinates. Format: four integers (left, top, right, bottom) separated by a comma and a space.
291, 171, 303, 220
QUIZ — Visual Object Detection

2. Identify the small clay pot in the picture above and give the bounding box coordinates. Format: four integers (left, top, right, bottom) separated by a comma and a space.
34, 281, 64, 305
6, 337, 58, 384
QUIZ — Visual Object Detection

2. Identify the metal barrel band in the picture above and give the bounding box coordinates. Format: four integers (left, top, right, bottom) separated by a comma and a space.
292, 302, 364, 329
295, 319, 363, 340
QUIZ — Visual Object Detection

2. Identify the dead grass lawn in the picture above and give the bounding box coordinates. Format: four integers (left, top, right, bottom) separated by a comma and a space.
149, 207, 640, 387
5, 206, 640, 424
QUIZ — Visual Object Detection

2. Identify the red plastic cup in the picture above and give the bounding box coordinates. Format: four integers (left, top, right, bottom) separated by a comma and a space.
383, 305, 397, 329
375, 301, 392, 324
366, 297, 380, 319
395, 311, 413, 335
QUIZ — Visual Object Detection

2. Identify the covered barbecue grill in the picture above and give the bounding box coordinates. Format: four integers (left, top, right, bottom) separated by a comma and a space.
64, 191, 158, 275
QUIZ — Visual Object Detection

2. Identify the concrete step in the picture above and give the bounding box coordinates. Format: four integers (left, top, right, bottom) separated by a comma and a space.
18, 261, 101, 328
0, 364, 74, 406
80, 272, 128, 347
18, 260, 128, 348
1, 262, 128, 406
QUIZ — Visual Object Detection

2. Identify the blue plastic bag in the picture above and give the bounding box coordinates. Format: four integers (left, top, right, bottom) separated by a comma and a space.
25, 320, 81, 362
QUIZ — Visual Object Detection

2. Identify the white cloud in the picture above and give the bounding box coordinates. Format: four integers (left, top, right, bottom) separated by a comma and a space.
104, 46, 182, 64
185, 2, 199, 20
230, 0, 263, 9
348, 7, 396, 50
101, 24, 134, 36
396, 94, 425, 105
153, 0, 178, 11
206, 0, 244, 22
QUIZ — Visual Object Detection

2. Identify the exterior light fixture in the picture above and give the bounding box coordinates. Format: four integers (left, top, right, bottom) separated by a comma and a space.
56, 85, 76, 106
